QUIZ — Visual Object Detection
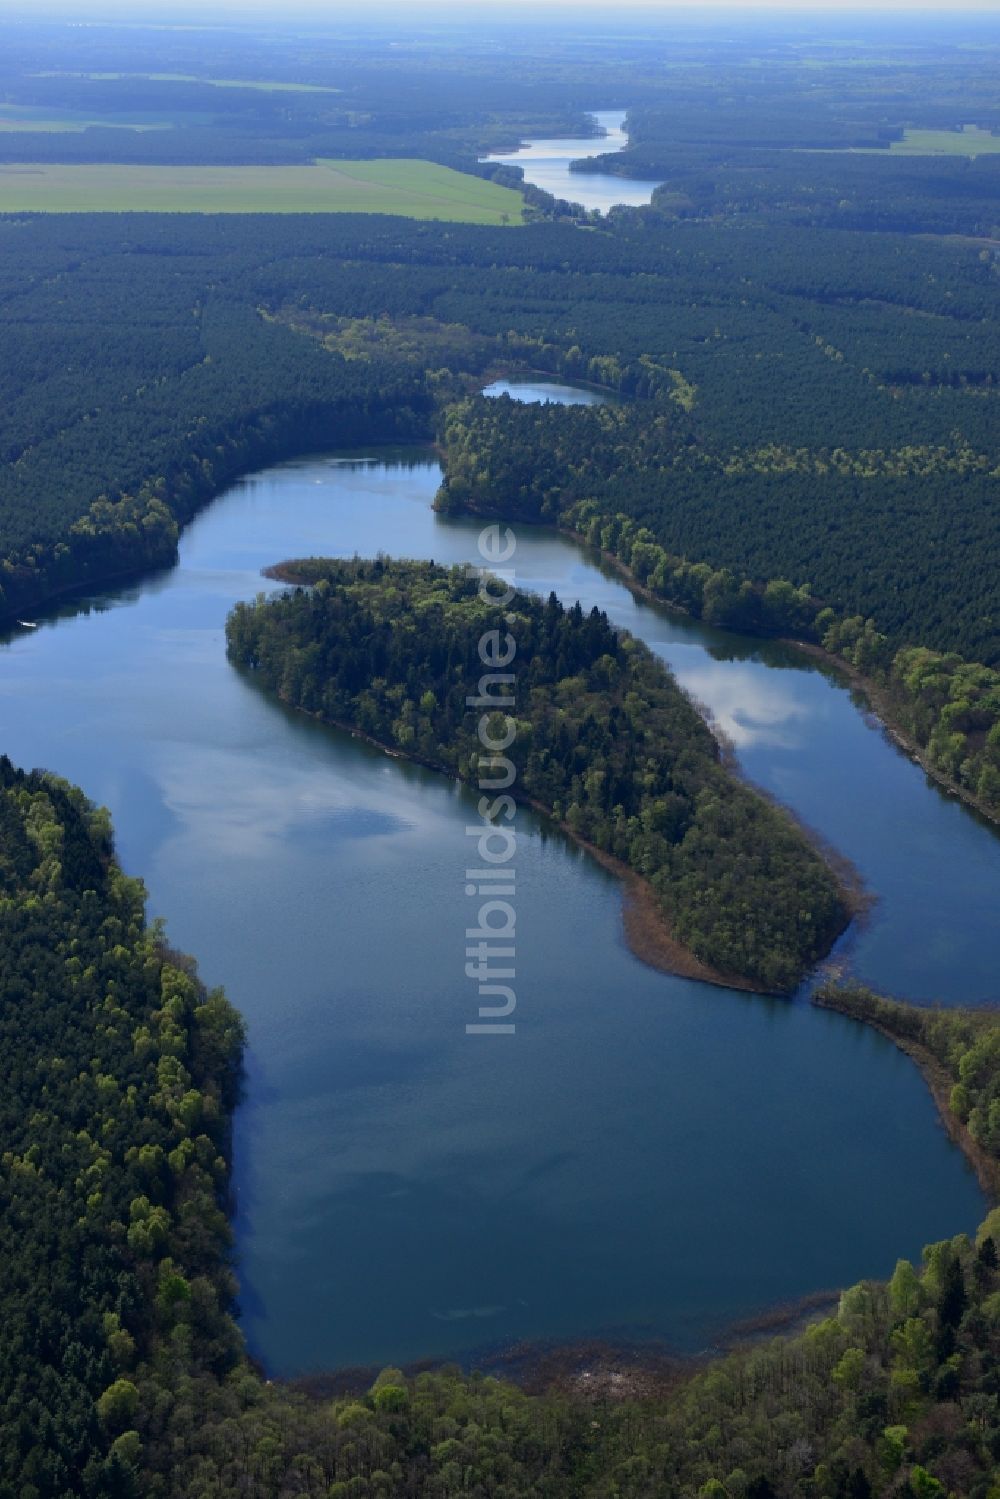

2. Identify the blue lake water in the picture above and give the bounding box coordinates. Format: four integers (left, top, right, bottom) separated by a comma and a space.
0, 446, 992, 1375
482, 377, 614, 406
483, 108, 664, 212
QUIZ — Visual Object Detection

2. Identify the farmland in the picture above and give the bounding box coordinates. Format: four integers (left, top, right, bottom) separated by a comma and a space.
31, 71, 340, 92
0, 157, 525, 220
887, 125, 1000, 154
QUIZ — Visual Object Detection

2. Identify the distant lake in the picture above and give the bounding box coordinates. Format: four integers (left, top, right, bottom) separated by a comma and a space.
2, 429, 991, 1375
482, 377, 616, 406
482, 108, 664, 212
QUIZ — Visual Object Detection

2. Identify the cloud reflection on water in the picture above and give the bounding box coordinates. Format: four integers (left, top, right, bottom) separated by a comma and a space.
673, 663, 813, 751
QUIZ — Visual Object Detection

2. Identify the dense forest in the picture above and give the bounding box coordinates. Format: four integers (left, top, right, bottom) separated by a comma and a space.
0, 193, 996, 541
225, 557, 848, 991
0, 258, 432, 620
0, 768, 997, 1496
0, 757, 245, 1494
3, 209, 1000, 660
5, 15, 1000, 1494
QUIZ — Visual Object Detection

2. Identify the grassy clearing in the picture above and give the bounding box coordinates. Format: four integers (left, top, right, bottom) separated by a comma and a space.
0, 158, 525, 222
32, 71, 340, 93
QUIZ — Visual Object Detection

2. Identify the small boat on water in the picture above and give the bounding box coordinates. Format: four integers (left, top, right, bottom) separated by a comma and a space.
16, 620, 38, 629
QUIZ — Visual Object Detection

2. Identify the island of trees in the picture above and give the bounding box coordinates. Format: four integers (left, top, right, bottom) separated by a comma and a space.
225, 557, 849, 993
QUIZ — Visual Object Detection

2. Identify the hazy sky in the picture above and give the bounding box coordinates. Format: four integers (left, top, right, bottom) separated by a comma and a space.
8, 0, 1000, 29
17, 0, 1000, 14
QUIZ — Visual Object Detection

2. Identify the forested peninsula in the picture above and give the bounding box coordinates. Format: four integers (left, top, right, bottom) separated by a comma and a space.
2, 753, 999, 1496
225, 557, 848, 992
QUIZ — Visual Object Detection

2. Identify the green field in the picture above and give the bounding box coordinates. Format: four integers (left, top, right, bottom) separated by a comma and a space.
886, 126, 1000, 155
32, 71, 340, 93
832, 126, 1000, 157
807, 126, 1000, 159
0, 158, 525, 222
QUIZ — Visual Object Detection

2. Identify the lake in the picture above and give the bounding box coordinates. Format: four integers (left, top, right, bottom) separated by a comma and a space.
0, 446, 991, 1376
482, 377, 616, 406
482, 108, 664, 212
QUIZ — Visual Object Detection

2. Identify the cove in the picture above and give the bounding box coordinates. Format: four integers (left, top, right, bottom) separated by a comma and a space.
0, 448, 991, 1377
482, 108, 664, 213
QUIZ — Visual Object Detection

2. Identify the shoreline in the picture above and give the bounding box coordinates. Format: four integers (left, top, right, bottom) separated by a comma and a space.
0, 432, 439, 639
256, 716, 772, 996
564, 829, 775, 994
0, 555, 174, 634
430, 502, 868, 922
527, 799, 777, 994
812, 990, 1000, 1202
555, 520, 1000, 832
455, 498, 1000, 833
788, 640, 1000, 832
247, 585, 796, 997
285, 1285, 844, 1405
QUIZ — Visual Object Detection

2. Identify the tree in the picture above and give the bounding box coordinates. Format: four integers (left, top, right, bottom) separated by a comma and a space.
96, 1380, 140, 1433
889, 1260, 924, 1322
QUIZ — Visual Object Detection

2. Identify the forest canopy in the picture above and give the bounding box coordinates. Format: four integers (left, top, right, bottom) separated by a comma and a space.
226, 557, 849, 991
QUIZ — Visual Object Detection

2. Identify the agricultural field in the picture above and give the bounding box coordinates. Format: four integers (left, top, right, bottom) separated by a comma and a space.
805, 126, 1000, 158
878, 126, 1000, 155
0, 157, 526, 220
31, 71, 340, 92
